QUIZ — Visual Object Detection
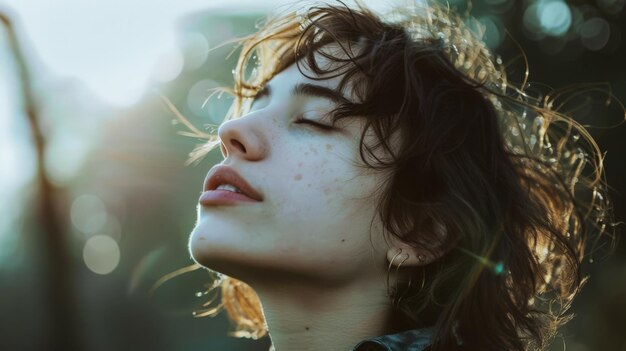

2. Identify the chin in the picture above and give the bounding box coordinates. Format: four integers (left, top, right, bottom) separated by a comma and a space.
188, 225, 223, 269
187, 226, 253, 280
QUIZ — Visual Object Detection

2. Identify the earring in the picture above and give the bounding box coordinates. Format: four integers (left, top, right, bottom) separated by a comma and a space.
394, 254, 412, 307
386, 248, 403, 298
387, 251, 429, 307
387, 249, 412, 307
417, 255, 426, 290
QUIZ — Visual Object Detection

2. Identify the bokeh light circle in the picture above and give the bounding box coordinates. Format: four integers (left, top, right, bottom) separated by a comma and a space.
477, 16, 504, 49
523, 4, 545, 40
83, 235, 120, 275
71, 194, 107, 235
181, 32, 210, 71
152, 49, 185, 82
580, 17, 611, 51
538, 1, 572, 36
186, 79, 220, 117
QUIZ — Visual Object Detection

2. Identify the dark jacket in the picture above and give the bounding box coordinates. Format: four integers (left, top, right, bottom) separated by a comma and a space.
351, 328, 432, 351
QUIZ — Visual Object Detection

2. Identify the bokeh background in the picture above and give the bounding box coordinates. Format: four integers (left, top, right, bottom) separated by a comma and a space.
0, 0, 624, 350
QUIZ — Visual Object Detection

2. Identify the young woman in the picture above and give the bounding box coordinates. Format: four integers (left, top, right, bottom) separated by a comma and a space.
177, 1, 616, 350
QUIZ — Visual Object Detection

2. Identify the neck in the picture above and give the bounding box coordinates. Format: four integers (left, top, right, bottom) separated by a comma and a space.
253, 277, 399, 351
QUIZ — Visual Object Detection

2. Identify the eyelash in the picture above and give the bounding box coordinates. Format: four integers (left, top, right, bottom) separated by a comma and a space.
294, 116, 334, 132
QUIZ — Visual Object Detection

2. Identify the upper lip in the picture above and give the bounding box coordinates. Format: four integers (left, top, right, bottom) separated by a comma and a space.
204, 165, 263, 201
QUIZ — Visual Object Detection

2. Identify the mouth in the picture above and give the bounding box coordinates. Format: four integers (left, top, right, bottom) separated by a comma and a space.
200, 165, 263, 206
199, 189, 260, 206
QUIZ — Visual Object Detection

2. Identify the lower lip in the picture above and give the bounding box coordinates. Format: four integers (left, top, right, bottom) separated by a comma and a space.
199, 190, 260, 206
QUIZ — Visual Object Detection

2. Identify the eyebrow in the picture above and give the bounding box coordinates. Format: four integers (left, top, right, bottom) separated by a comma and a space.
254, 82, 351, 105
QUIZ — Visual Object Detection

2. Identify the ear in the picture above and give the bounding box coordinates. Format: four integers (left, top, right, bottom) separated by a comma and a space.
386, 222, 448, 267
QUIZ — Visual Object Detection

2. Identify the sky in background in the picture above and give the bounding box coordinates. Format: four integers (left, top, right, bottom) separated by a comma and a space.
0, 0, 398, 105
0, 0, 280, 106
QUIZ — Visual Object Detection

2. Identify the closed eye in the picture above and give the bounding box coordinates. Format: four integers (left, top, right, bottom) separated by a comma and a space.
294, 117, 334, 132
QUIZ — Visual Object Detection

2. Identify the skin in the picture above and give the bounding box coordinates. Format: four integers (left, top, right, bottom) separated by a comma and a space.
189, 56, 435, 351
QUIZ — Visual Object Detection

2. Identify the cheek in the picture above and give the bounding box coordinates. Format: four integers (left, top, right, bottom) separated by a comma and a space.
281, 154, 376, 224
270, 137, 380, 230
292, 157, 342, 204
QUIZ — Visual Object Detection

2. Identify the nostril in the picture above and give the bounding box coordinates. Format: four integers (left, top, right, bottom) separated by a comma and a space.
230, 139, 247, 153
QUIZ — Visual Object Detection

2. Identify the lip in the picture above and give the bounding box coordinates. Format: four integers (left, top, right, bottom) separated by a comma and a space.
200, 165, 263, 206
199, 189, 260, 206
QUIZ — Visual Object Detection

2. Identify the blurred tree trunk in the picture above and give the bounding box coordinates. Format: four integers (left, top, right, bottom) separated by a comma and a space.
1, 13, 81, 351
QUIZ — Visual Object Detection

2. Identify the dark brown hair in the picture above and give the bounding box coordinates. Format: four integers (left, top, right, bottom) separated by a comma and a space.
176, 1, 619, 349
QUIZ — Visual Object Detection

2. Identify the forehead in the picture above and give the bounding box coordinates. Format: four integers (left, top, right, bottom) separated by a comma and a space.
266, 44, 361, 99
267, 60, 343, 96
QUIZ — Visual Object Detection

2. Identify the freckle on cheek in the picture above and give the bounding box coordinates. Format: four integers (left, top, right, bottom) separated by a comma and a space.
325, 143, 333, 150
294, 174, 302, 181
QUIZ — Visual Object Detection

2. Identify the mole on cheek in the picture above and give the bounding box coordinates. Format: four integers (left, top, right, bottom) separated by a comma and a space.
294, 174, 303, 181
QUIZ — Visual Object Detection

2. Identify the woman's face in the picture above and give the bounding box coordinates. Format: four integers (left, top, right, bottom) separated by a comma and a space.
189, 60, 392, 286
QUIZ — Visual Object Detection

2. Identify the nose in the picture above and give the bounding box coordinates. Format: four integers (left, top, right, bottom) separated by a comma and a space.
217, 116, 268, 161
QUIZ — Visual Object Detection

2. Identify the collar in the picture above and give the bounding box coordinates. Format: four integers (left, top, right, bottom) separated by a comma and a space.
351, 327, 433, 351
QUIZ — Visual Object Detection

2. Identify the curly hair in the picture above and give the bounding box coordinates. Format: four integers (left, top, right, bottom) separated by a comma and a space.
174, 1, 619, 350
